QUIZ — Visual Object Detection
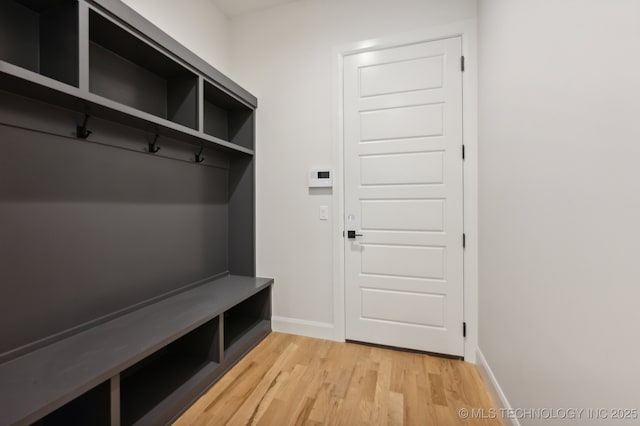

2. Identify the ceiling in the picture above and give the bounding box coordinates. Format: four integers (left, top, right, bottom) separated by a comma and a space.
212, 0, 298, 18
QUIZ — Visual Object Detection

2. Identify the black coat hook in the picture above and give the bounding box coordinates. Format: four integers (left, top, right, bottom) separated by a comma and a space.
76, 114, 92, 139
149, 134, 160, 153
194, 144, 205, 163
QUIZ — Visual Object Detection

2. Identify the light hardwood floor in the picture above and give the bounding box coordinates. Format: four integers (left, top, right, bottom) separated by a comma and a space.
175, 333, 500, 425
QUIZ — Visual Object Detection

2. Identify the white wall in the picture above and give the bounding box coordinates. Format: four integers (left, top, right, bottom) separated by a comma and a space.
478, 1, 640, 423
121, 0, 230, 74
229, 0, 477, 336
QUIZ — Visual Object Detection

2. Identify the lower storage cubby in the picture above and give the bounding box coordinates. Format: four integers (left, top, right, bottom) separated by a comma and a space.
120, 317, 220, 425
224, 287, 271, 355
31, 381, 110, 426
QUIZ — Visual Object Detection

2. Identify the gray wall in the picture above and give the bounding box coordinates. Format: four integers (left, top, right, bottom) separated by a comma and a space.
0, 91, 230, 356
478, 1, 640, 423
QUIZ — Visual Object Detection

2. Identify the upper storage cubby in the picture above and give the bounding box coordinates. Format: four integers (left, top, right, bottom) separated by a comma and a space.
0, 0, 79, 87
89, 10, 198, 130
204, 80, 254, 150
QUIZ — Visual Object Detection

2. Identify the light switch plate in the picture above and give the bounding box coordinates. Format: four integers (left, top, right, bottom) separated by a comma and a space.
319, 205, 329, 220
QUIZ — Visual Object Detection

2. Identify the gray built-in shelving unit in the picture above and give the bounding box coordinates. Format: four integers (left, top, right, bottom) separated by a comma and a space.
0, 0, 272, 424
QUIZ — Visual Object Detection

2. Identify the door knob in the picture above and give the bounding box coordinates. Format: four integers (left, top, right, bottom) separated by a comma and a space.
347, 230, 363, 239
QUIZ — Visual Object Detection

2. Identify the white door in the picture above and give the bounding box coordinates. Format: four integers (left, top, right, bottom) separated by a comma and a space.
344, 37, 464, 356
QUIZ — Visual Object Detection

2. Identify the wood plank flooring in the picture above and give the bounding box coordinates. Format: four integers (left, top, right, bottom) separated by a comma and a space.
175, 333, 500, 425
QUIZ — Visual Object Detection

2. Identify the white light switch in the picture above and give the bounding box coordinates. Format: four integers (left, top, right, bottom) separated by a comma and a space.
319, 205, 329, 220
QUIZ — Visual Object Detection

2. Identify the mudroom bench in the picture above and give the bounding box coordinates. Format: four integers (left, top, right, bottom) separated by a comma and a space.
0, 275, 273, 425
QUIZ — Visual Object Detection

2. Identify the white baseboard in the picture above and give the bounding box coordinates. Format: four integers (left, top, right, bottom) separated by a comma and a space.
272, 316, 336, 340
476, 348, 520, 426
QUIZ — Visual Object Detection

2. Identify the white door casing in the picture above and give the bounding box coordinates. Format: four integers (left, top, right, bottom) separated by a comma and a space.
343, 37, 464, 356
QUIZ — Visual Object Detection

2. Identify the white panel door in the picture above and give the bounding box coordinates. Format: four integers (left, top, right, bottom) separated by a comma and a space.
344, 37, 464, 356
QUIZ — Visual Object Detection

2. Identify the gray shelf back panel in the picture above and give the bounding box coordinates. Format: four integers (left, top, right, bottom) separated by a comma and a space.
89, 41, 169, 118
225, 285, 271, 349
223, 320, 271, 360
204, 101, 230, 141
0, 123, 229, 356
0, 0, 79, 87
229, 108, 255, 150
133, 361, 219, 426
168, 75, 199, 131
229, 155, 256, 276
39, 1, 79, 87
203, 81, 255, 150
89, 9, 190, 79
0, 2, 40, 72
0, 275, 274, 425
32, 381, 111, 426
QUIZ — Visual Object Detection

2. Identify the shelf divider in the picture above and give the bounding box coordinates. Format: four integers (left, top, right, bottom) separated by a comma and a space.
79, 1, 90, 92
209, 314, 224, 364
111, 375, 121, 426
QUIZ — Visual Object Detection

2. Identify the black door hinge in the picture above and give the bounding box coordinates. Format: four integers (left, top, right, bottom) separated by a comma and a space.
462, 145, 465, 160
461, 56, 465, 72
463, 233, 466, 248
463, 322, 467, 337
